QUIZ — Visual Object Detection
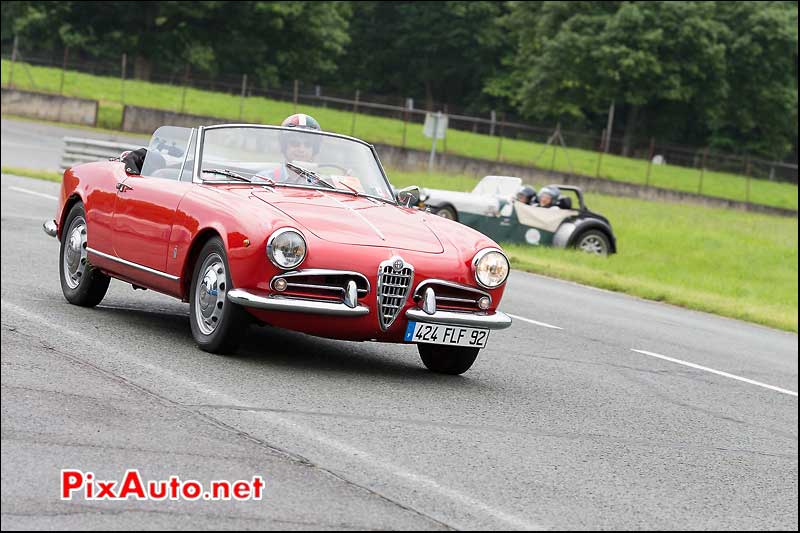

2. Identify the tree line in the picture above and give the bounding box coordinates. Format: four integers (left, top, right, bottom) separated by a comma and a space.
2, 1, 797, 160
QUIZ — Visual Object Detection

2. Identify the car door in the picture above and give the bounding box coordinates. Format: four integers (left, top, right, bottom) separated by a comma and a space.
111, 126, 195, 274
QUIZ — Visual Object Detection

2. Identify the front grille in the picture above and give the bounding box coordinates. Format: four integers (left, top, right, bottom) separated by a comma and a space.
414, 280, 490, 312
377, 258, 414, 330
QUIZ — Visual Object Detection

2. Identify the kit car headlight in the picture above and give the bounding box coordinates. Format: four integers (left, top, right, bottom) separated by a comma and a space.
267, 228, 307, 270
473, 248, 509, 289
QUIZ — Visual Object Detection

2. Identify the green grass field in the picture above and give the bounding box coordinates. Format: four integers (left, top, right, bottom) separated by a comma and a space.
4, 163, 796, 332
388, 169, 798, 332
2, 59, 797, 211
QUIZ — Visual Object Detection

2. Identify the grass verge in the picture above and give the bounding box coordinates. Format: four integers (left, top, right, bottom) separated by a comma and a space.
2, 59, 797, 210
3, 165, 796, 332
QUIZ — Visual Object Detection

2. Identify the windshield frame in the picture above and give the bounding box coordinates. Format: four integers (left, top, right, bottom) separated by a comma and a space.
192, 124, 398, 205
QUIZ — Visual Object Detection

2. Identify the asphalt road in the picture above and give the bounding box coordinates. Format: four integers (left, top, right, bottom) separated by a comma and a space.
1, 168, 797, 528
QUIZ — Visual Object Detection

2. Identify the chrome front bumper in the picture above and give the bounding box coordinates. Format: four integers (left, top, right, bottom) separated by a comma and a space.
43, 220, 57, 238
227, 289, 369, 317
405, 308, 512, 330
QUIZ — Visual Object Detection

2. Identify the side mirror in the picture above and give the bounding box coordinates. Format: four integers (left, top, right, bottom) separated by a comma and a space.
396, 185, 421, 207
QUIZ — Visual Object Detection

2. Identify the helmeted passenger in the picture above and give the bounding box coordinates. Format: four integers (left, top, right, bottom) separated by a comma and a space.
536, 185, 561, 208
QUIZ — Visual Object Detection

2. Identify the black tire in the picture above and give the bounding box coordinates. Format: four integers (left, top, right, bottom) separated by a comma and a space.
574, 229, 611, 256
189, 237, 248, 354
59, 203, 110, 307
433, 205, 458, 221
418, 344, 480, 375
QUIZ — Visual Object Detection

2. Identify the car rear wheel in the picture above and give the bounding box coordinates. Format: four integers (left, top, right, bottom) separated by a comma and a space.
189, 237, 248, 354
433, 206, 458, 221
59, 203, 110, 307
418, 344, 480, 375
575, 229, 610, 256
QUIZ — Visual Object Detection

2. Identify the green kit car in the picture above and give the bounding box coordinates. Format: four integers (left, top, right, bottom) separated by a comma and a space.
420, 176, 617, 256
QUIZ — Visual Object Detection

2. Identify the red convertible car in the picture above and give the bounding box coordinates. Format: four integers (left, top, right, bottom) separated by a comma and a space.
43, 124, 512, 374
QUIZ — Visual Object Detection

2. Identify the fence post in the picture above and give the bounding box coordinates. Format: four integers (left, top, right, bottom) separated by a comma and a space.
401, 98, 411, 149
595, 129, 605, 178
489, 110, 497, 137
350, 89, 360, 136
120, 53, 127, 104
549, 124, 558, 173
59, 47, 69, 95
8, 35, 18, 89
179, 63, 190, 113
238, 73, 247, 120
745, 157, 752, 205
293, 79, 299, 112
698, 146, 708, 194
442, 105, 448, 154
604, 100, 615, 153
645, 137, 655, 186
495, 113, 504, 161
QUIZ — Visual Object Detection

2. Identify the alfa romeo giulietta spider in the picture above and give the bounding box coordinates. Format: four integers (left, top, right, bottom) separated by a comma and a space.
43, 123, 512, 374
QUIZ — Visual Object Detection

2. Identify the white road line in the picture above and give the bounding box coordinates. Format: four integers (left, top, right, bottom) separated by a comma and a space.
507, 313, 563, 330
7, 186, 58, 201
1, 299, 542, 530
631, 349, 798, 397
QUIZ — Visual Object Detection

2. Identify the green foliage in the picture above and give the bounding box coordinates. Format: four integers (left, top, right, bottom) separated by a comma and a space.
490, 1, 798, 159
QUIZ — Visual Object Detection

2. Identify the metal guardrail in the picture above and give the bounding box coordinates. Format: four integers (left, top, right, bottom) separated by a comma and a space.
61, 136, 140, 171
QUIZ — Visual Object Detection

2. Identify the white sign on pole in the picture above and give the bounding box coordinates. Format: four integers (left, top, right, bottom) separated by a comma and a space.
423, 112, 448, 139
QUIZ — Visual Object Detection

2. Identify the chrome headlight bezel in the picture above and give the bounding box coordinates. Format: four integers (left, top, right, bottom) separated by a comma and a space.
472, 248, 510, 289
267, 228, 307, 270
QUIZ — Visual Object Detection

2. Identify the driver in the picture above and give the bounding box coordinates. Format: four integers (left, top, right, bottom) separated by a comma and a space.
268, 113, 324, 185
515, 185, 537, 205
536, 185, 561, 208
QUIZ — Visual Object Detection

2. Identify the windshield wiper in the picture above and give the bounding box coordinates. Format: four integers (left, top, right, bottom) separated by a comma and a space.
285, 162, 335, 190
201, 168, 252, 183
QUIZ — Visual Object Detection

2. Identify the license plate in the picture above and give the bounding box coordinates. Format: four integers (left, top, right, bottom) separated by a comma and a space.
404, 322, 490, 348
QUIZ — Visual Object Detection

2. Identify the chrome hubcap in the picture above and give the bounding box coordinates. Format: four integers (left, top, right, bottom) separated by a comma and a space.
63, 216, 88, 289
579, 235, 606, 255
437, 209, 455, 220
194, 254, 226, 335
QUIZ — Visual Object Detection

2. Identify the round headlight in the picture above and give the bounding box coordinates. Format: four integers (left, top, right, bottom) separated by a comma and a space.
473, 248, 509, 289
267, 228, 307, 270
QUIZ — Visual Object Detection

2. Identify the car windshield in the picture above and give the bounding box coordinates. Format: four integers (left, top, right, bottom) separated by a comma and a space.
198, 126, 394, 201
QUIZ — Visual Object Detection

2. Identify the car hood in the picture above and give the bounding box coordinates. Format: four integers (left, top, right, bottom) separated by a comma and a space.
251, 188, 444, 253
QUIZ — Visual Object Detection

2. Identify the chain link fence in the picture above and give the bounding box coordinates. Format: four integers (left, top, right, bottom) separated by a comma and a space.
2, 44, 797, 203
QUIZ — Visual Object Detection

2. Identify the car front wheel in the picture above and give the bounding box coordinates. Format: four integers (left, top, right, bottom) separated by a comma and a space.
575, 229, 610, 256
189, 237, 248, 354
418, 344, 480, 375
59, 203, 110, 307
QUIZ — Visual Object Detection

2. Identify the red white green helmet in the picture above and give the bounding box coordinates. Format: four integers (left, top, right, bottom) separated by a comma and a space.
279, 114, 322, 156
280, 113, 322, 131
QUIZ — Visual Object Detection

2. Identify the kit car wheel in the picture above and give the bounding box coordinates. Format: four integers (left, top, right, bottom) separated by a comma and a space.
189, 237, 248, 354
59, 203, 110, 307
434, 206, 458, 221
418, 344, 480, 375
575, 229, 610, 256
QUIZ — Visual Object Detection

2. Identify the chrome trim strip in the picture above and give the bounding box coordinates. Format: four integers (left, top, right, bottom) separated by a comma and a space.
228, 289, 369, 316
43, 220, 57, 238
406, 308, 512, 330
413, 279, 491, 302
86, 247, 180, 281
272, 269, 371, 294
